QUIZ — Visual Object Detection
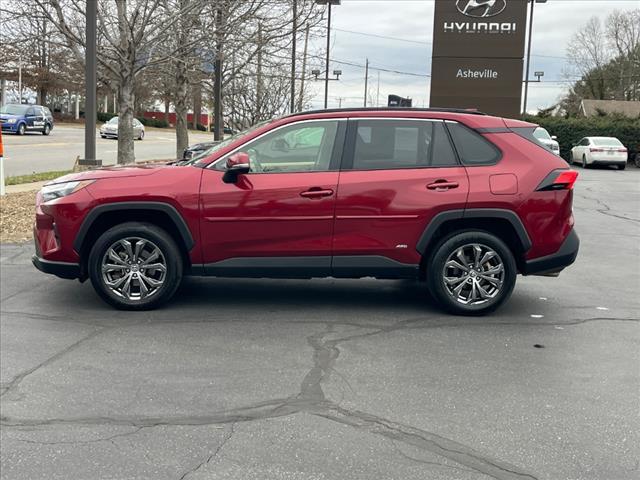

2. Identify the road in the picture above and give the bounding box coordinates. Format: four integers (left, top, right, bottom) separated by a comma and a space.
1, 124, 215, 177
1, 168, 639, 480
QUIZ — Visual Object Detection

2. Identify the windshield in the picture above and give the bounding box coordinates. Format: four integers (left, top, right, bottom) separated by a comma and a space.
533, 128, 552, 141
184, 120, 273, 166
107, 117, 119, 124
592, 137, 623, 147
0, 105, 29, 115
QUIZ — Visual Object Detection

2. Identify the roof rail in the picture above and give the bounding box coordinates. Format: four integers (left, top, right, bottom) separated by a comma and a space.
285, 107, 488, 117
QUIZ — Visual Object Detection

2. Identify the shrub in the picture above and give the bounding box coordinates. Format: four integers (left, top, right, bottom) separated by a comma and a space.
524, 115, 640, 161
138, 117, 169, 128
97, 112, 116, 123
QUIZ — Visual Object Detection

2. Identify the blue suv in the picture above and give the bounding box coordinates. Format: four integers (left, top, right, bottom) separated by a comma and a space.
0, 104, 54, 135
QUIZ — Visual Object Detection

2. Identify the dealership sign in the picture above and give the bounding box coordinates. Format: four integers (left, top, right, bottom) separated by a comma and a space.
430, 0, 528, 117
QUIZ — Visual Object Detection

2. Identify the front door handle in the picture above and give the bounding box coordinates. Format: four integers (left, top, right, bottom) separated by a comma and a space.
427, 180, 459, 191
300, 188, 334, 199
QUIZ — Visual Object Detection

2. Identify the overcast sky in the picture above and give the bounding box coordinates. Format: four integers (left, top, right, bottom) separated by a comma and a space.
304, 0, 639, 113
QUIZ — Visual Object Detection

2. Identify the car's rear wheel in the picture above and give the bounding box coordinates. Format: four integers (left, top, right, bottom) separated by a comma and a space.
88, 223, 183, 310
582, 155, 589, 169
42, 124, 51, 135
17, 123, 26, 135
427, 231, 517, 316
617, 163, 626, 171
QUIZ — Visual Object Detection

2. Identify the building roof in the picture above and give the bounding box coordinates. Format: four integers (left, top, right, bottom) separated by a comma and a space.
581, 99, 640, 118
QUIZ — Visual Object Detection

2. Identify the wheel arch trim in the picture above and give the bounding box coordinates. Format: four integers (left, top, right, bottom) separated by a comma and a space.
416, 209, 532, 255
73, 201, 195, 254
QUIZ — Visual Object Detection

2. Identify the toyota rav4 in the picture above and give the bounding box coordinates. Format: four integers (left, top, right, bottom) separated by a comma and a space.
32, 108, 579, 315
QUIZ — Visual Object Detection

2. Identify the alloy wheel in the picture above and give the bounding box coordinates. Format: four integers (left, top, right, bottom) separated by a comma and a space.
442, 243, 505, 306
101, 237, 167, 301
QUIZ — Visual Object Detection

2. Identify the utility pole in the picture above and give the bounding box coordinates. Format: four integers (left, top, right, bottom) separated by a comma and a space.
17, 56, 22, 104
290, 0, 297, 113
257, 23, 263, 120
376, 71, 380, 108
1, 79, 6, 107
336, 97, 344, 108
523, 1, 547, 115
83, 0, 97, 163
213, 4, 224, 141
363, 58, 369, 107
323, 2, 332, 108
297, 24, 310, 112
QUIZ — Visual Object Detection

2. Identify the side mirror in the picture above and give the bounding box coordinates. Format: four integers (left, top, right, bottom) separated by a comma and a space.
223, 152, 250, 183
551, 136, 558, 141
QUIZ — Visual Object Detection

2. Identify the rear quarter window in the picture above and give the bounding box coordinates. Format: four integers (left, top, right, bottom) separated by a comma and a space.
446, 122, 501, 166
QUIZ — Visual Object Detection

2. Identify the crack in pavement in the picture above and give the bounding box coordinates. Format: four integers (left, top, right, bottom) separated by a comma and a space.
178, 423, 235, 480
8, 426, 149, 446
2, 318, 540, 480
0, 328, 106, 399
576, 190, 640, 225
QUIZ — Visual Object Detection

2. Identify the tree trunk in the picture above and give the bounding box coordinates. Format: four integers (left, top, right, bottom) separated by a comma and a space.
164, 97, 170, 123
175, 60, 189, 159
117, 81, 135, 165
193, 82, 202, 130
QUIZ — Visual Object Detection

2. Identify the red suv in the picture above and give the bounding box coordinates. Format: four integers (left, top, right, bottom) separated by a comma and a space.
32, 108, 579, 315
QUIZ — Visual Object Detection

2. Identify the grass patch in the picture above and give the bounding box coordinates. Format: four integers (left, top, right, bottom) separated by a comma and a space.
5, 170, 72, 185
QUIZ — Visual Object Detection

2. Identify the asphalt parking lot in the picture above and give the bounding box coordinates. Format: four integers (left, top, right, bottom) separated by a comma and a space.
1, 167, 639, 480
1, 125, 214, 177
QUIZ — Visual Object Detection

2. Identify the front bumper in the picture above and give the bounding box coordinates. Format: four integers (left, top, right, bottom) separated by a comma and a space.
32, 255, 81, 280
523, 229, 579, 276
1, 122, 18, 132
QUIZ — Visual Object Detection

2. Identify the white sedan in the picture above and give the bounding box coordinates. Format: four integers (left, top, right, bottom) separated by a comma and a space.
100, 116, 145, 140
569, 137, 628, 170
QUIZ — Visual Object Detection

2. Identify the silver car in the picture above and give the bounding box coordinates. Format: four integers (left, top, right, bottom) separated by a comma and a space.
533, 127, 560, 156
100, 116, 145, 140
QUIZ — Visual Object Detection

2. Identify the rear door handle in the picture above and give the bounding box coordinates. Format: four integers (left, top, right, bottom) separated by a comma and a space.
427, 180, 459, 191
300, 188, 334, 199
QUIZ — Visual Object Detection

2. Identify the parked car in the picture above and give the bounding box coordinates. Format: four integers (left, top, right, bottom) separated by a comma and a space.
182, 141, 218, 161
0, 104, 54, 135
32, 107, 579, 315
569, 136, 628, 170
100, 116, 145, 140
533, 127, 560, 156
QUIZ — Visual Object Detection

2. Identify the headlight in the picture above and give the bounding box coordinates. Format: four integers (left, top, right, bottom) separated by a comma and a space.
41, 180, 95, 202
7, 118, 17, 124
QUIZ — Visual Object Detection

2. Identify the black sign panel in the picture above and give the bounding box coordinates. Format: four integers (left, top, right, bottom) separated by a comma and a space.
430, 0, 529, 117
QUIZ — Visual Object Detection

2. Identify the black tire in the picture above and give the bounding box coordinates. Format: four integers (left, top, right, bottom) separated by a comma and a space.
426, 231, 517, 316
42, 124, 51, 135
582, 155, 589, 169
17, 123, 26, 135
139, 130, 144, 140
617, 163, 626, 171
88, 222, 183, 310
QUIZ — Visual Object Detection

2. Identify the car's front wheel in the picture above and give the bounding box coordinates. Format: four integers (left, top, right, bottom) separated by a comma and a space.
88, 223, 183, 310
427, 231, 517, 316
42, 124, 51, 135
17, 123, 26, 135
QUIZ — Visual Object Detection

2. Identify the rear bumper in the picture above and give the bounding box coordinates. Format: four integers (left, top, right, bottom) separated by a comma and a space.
523, 229, 579, 276
32, 255, 80, 280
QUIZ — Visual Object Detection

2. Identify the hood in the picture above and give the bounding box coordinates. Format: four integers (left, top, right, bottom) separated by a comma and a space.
0, 114, 22, 120
46, 163, 173, 185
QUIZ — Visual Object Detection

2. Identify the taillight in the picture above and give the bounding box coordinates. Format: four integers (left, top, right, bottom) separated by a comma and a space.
618, 148, 628, 153
536, 169, 579, 191
590, 148, 604, 153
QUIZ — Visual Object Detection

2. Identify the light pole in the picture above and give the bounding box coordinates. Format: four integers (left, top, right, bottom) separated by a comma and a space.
82, 0, 98, 165
316, 0, 340, 109
290, 0, 297, 113
523, 0, 547, 115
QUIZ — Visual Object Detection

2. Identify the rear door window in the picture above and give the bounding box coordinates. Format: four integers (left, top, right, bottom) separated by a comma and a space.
349, 119, 458, 170
446, 122, 501, 165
